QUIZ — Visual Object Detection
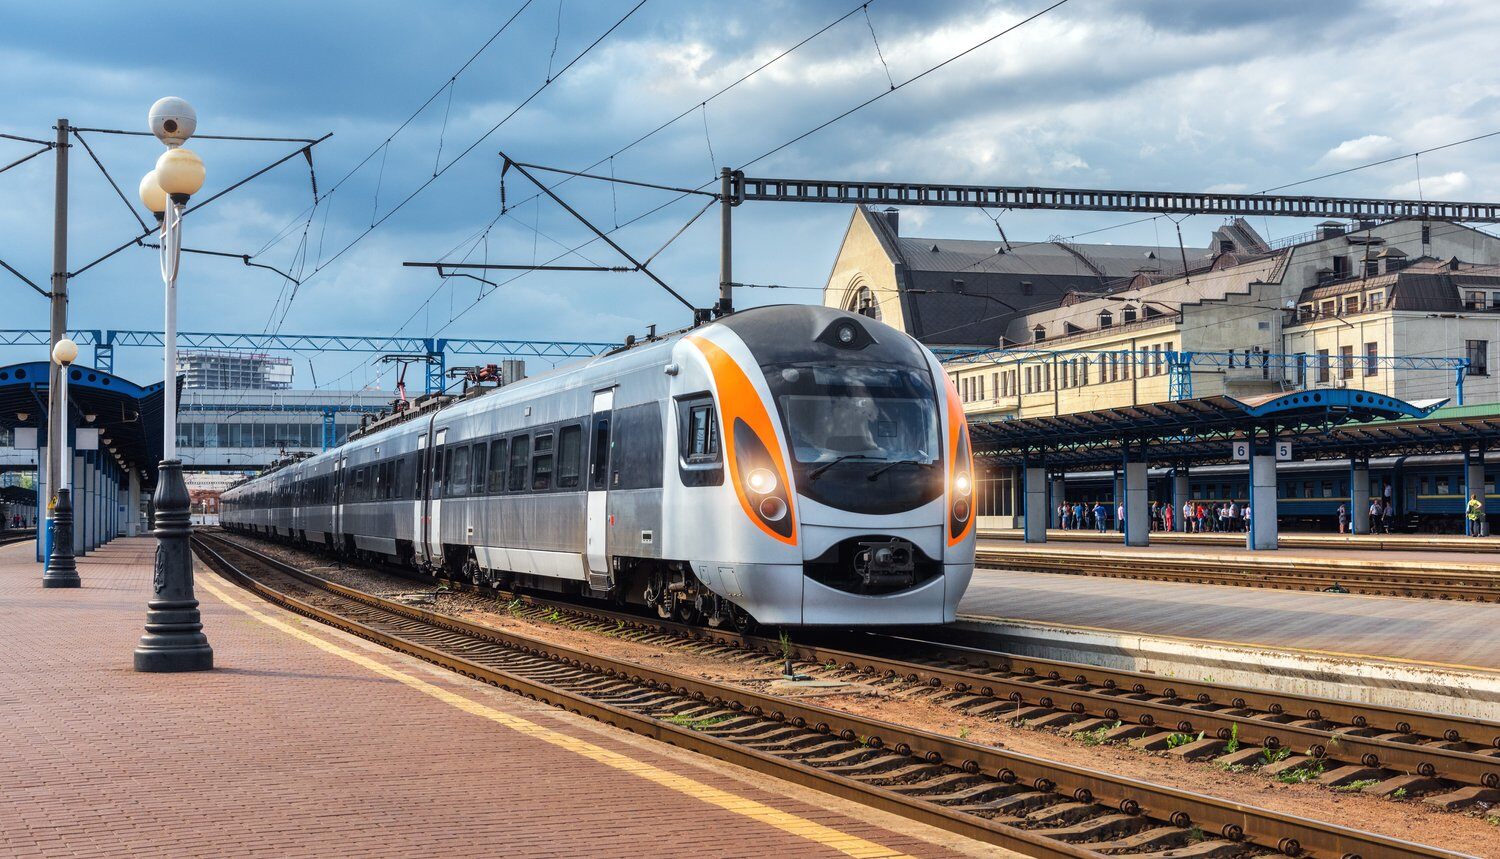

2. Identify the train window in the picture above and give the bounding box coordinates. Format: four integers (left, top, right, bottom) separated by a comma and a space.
432, 447, 445, 498
1321, 481, 1333, 498
508, 435, 530, 492
532, 433, 554, 491
450, 446, 471, 496
487, 440, 508, 493
590, 418, 610, 490
1437, 476, 1450, 495
1302, 481, 1314, 499
470, 443, 487, 495
1418, 477, 1428, 495
557, 426, 582, 488
677, 397, 721, 465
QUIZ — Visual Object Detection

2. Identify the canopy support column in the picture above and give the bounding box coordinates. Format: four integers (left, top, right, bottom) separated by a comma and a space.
1248, 440, 1278, 551
1465, 448, 1488, 537
1023, 462, 1048, 544
1351, 457, 1370, 534
1171, 466, 1190, 531
1123, 450, 1149, 547
127, 468, 142, 537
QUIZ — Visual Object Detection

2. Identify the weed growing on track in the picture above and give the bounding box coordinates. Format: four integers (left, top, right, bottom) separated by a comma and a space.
665, 713, 728, 731
1391, 787, 1408, 800
1335, 779, 1380, 792
1164, 731, 1202, 750
1076, 721, 1121, 746
1262, 746, 1292, 766
1224, 723, 1240, 754
1274, 760, 1326, 784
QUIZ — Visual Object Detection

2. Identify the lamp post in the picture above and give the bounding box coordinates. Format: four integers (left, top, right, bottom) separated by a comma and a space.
133, 96, 211, 672
42, 337, 81, 588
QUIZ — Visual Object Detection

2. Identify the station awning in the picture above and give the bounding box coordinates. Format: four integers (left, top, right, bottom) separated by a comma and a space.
969, 388, 1454, 468
0, 362, 174, 485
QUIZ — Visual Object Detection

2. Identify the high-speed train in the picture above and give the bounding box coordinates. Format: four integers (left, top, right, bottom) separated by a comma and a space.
221, 305, 976, 628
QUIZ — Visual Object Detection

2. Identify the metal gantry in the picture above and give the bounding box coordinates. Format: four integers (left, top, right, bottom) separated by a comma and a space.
731, 174, 1500, 223
0, 329, 619, 394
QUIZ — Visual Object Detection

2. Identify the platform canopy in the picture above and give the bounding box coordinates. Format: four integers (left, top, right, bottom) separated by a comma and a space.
969, 388, 1451, 468
0, 362, 173, 485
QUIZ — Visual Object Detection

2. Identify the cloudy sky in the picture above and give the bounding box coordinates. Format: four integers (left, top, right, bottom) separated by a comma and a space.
2, 0, 1496, 389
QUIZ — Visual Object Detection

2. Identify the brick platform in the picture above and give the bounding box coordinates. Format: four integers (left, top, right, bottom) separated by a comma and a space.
0, 538, 1005, 859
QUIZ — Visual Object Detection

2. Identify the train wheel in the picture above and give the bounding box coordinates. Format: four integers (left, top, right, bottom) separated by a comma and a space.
675, 599, 701, 625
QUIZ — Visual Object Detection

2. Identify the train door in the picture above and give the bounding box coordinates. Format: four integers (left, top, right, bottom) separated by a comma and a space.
426, 428, 448, 567
414, 432, 429, 564
585, 390, 614, 586
332, 457, 345, 544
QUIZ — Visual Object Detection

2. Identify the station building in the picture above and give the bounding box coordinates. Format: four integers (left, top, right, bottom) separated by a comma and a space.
822, 206, 1500, 529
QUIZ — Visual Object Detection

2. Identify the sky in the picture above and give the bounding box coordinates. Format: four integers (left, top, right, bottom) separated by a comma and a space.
2, 0, 1497, 391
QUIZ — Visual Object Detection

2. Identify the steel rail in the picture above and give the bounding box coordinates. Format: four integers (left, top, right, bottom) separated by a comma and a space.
975, 547, 1500, 602
455, 575, 1500, 792
194, 532, 1472, 859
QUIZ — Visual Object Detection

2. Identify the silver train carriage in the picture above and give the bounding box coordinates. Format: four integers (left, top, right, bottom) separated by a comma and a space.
221, 305, 976, 626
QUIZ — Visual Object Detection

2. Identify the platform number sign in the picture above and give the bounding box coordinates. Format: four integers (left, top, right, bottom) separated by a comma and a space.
1232, 440, 1293, 461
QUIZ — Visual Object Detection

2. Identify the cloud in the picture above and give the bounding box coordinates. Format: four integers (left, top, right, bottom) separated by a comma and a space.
1205, 182, 1249, 193
1390, 171, 1470, 198
1321, 134, 1400, 163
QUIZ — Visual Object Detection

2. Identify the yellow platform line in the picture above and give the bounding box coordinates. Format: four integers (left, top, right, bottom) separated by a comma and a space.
199, 577, 915, 859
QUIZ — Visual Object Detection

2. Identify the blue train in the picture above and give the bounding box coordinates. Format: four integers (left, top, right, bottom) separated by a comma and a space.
1055, 454, 1495, 533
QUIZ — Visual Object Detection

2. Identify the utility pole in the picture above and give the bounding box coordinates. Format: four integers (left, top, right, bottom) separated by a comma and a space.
46, 118, 69, 556
718, 167, 733, 316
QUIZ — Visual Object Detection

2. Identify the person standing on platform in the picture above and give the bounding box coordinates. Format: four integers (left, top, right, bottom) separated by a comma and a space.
1337, 503, 1348, 534
1244, 503, 1251, 533
1182, 499, 1194, 533
1467, 494, 1484, 537
1072, 501, 1084, 531
1382, 499, 1395, 534
1058, 501, 1068, 530
1117, 501, 1125, 533
1369, 498, 1383, 535
1093, 500, 1106, 533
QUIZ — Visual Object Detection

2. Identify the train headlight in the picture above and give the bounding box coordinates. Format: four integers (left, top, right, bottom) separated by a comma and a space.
836, 324, 857, 344
746, 468, 777, 495
759, 496, 787, 522
955, 472, 971, 496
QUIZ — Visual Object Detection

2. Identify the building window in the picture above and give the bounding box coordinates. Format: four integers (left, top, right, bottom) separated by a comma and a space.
990, 372, 998, 399
1367, 291, 1383, 309
1021, 281, 1034, 296
1343, 295, 1359, 314
1122, 306, 1138, 324
1365, 342, 1378, 377
1297, 304, 1314, 321
977, 375, 985, 399
1332, 255, 1349, 279
1032, 325, 1046, 342
1316, 349, 1330, 383
1422, 224, 1431, 245
1363, 258, 1379, 278
1098, 309, 1113, 328
1467, 340, 1489, 376
1319, 299, 1335, 317
1492, 292, 1500, 309
1339, 345, 1354, 379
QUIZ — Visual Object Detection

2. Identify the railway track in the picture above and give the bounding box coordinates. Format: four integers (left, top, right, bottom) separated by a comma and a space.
193, 531, 1474, 859
0, 531, 34, 547
975, 546, 1500, 602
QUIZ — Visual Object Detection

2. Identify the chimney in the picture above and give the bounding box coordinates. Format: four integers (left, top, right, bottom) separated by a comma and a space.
880, 206, 899, 235
1315, 221, 1346, 241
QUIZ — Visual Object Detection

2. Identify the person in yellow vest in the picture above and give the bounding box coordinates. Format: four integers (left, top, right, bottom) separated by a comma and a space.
1467, 494, 1485, 537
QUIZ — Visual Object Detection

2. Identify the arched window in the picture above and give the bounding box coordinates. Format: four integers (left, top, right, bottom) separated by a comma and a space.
845, 285, 881, 320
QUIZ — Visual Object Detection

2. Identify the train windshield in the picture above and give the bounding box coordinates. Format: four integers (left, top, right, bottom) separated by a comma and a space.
762, 361, 943, 513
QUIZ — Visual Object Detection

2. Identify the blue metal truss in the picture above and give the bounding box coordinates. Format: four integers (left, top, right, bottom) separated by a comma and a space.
0, 329, 618, 394
936, 346, 1470, 404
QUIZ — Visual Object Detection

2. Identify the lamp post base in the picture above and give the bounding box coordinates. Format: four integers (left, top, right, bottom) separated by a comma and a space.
42, 488, 80, 588
134, 460, 212, 672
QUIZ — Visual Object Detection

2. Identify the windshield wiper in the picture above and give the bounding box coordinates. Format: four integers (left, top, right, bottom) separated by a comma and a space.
809, 453, 884, 480
866, 459, 935, 481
